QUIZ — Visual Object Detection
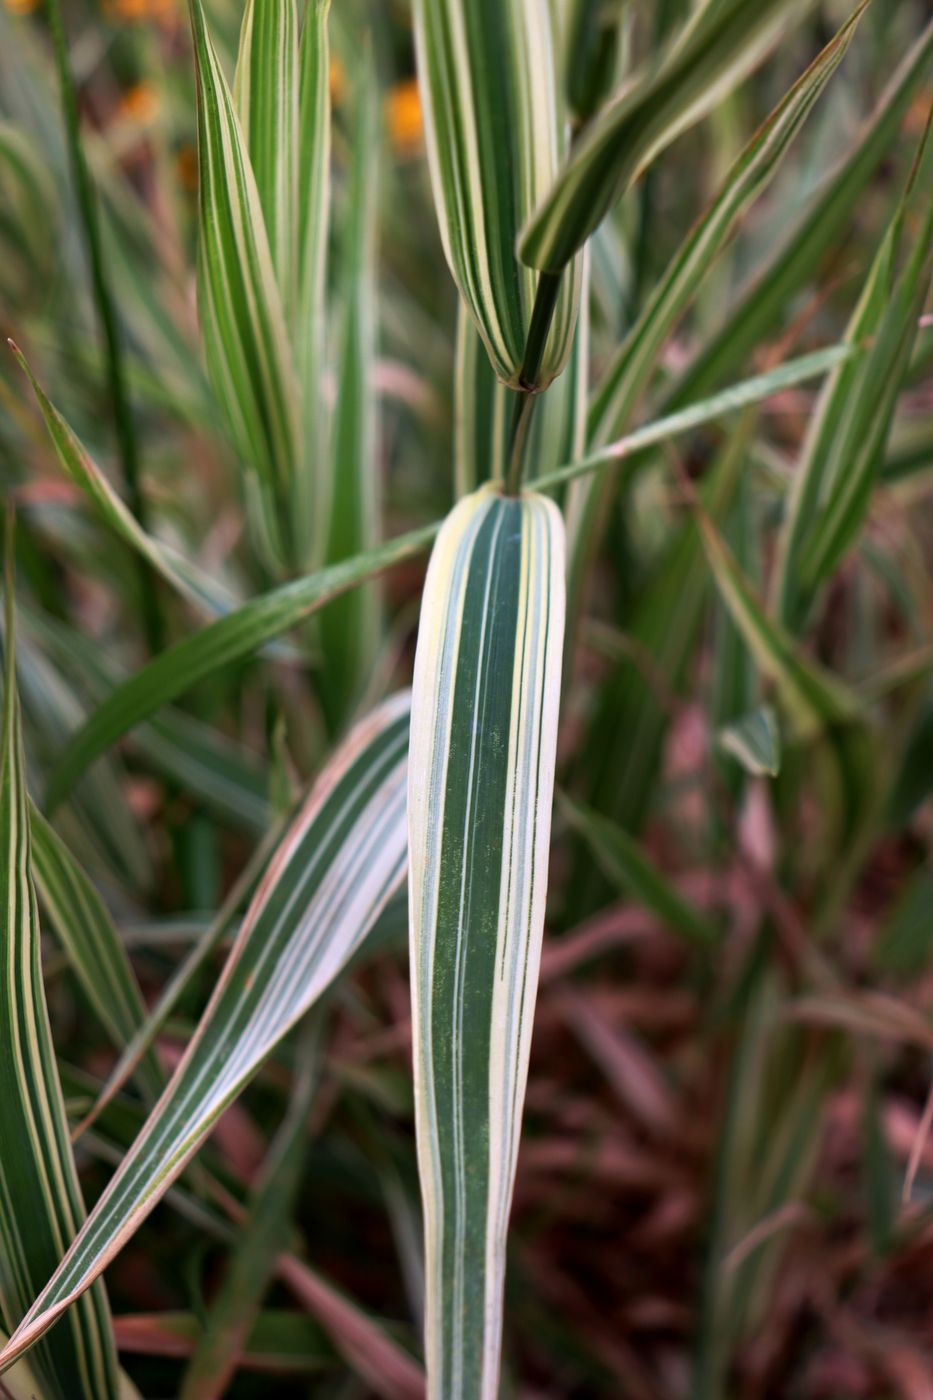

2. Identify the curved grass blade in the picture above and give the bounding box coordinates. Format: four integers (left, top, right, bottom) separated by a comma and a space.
667, 15, 933, 411
28, 805, 164, 1102
568, 3, 867, 615
45, 348, 847, 812
44, 523, 436, 811
775, 133, 933, 630
11, 343, 228, 619
560, 794, 717, 943
179, 1027, 319, 1400
0, 526, 119, 1400
412, 0, 580, 387
0, 693, 411, 1375
233, 0, 299, 308
320, 65, 380, 730
409, 485, 565, 1398
519, 0, 816, 272
188, 0, 301, 567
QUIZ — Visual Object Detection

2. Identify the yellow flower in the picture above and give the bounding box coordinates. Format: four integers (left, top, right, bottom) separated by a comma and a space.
387, 79, 423, 156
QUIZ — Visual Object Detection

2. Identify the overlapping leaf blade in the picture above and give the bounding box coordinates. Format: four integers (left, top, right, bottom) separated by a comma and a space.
566, 2, 867, 617
0, 539, 119, 1400
409, 485, 565, 1398
0, 693, 410, 1374
412, 0, 580, 387
188, 0, 300, 566
520, 0, 815, 272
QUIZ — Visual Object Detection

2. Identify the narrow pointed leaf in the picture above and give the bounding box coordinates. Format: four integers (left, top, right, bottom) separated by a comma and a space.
44, 523, 437, 811
520, 0, 816, 271
295, 0, 332, 565
188, 0, 300, 564
320, 67, 380, 728
567, 3, 867, 612
12, 345, 230, 618
0, 534, 119, 1400
409, 485, 565, 1398
0, 693, 410, 1374
776, 139, 933, 629
560, 795, 717, 943
412, 0, 580, 387
717, 705, 781, 777
667, 16, 933, 410
233, 0, 299, 307
28, 805, 164, 1101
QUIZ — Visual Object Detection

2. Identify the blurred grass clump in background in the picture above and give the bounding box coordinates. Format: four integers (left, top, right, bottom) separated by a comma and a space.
0, 0, 932, 1396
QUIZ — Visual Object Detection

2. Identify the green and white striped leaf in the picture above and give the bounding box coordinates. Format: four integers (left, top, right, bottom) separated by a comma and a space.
0, 692, 410, 1375
717, 704, 781, 777
44, 347, 847, 811
567, 3, 866, 616
319, 66, 380, 730
775, 133, 933, 631
412, 0, 580, 388
0, 534, 120, 1400
666, 15, 933, 410
408, 484, 565, 1399
233, 0, 299, 308
28, 806, 164, 1102
519, 0, 814, 272
188, 0, 301, 567
295, 0, 331, 565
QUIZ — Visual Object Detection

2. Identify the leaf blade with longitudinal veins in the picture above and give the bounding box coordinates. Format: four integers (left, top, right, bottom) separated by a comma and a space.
28, 805, 164, 1103
567, 1, 868, 618
409, 484, 565, 1399
188, 0, 300, 567
0, 693, 410, 1376
412, 0, 580, 387
0, 531, 119, 1400
520, 0, 816, 272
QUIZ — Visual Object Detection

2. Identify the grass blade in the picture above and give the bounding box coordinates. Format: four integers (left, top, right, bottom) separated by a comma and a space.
560, 794, 717, 943
667, 16, 933, 410
775, 133, 933, 629
568, 3, 867, 613
409, 485, 565, 1398
28, 805, 164, 1102
320, 65, 380, 730
188, 0, 301, 567
0, 525, 119, 1400
412, 0, 580, 387
44, 524, 436, 811
179, 1029, 319, 1400
295, 0, 331, 565
233, 0, 299, 309
519, 0, 816, 272
0, 693, 410, 1374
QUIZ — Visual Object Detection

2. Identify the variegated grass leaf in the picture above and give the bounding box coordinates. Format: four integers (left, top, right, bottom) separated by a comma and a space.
409, 485, 565, 1398
412, 0, 580, 388
0, 523, 120, 1400
0, 692, 410, 1374
519, 0, 818, 272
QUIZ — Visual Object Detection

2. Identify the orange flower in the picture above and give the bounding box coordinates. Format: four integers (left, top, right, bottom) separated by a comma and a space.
117, 82, 159, 125
102, 0, 175, 25
5, 0, 39, 14
329, 57, 347, 108
387, 79, 423, 156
